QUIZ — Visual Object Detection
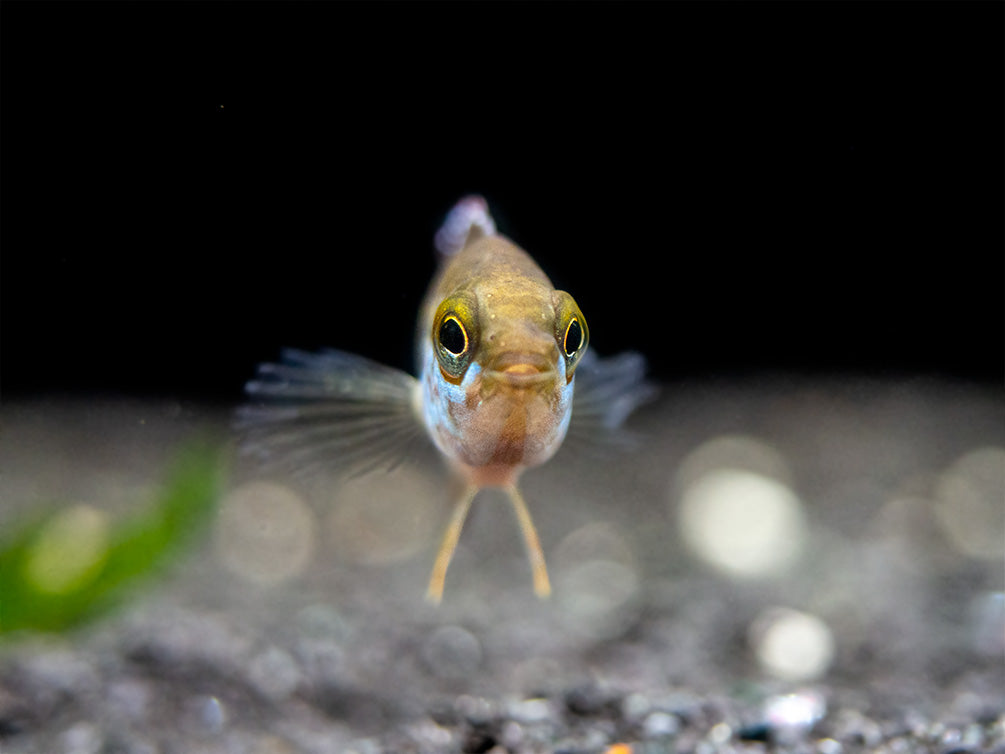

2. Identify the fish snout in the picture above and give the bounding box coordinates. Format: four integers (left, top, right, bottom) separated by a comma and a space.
484, 351, 557, 387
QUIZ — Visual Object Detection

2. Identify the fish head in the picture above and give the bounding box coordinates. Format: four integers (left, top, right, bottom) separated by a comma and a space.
421, 267, 589, 482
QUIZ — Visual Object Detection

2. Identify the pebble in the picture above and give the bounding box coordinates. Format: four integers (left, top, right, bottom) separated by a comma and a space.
499, 720, 525, 749
643, 711, 681, 739
105, 678, 152, 723
186, 695, 227, 734
758, 689, 827, 744
58, 722, 103, 754
622, 692, 652, 723
19, 650, 99, 699
246, 646, 303, 702
455, 695, 496, 727
508, 697, 556, 725
565, 683, 621, 717
708, 721, 733, 744
110, 737, 159, 754
816, 738, 843, 754
422, 625, 483, 679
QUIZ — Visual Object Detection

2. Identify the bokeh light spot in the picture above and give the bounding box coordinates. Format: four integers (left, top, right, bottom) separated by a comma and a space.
554, 522, 641, 639
215, 481, 316, 585
678, 468, 806, 577
751, 607, 835, 681
934, 446, 1005, 561
325, 471, 439, 565
675, 434, 793, 492
422, 625, 483, 679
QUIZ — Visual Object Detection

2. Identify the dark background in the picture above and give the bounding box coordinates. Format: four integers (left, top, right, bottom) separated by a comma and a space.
2, 1, 1002, 401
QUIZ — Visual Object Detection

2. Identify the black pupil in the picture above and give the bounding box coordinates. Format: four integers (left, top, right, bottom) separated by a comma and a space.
564, 318, 582, 356
440, 317, 466, 355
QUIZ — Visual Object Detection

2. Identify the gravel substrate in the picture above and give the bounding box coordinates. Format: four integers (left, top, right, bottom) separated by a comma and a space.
1, 378, 1002, 754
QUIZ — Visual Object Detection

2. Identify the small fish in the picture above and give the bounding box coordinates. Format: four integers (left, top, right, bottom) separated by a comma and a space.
239, 196, 654, 602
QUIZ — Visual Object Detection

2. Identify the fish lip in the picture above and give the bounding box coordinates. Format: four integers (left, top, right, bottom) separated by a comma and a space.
484, 352, 556, 386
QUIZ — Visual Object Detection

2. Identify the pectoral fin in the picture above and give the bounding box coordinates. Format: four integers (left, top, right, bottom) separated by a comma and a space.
236, 348, 426, 478
567, 350, 658, 449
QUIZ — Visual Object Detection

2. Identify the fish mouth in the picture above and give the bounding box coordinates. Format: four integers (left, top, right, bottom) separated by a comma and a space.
484, 352, 556, 387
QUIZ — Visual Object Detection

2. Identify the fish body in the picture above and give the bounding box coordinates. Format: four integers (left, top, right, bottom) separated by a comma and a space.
241, 196, 652, 602
418, 233, 580, 487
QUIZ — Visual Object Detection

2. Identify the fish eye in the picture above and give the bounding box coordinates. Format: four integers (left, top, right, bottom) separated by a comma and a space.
552, 290, 589, 381
563, 317, 584, 357
439, 315, 467, 356
432, 294, 480, 382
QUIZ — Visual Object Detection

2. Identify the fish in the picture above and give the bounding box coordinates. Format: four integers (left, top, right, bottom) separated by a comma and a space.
238, 196, 655, 602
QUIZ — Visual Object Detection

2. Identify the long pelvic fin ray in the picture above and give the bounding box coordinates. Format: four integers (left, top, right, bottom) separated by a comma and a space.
426, 485, 478, 604
507, 485, 551, 599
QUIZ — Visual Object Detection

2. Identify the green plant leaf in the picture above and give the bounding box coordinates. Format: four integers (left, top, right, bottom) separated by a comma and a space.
0, 440, 224, 636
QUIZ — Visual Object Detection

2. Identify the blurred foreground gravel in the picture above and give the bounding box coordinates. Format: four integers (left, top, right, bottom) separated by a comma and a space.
1, 377, 1003, 754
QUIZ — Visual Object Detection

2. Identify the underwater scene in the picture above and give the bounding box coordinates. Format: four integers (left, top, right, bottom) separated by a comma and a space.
2, 3, 1002, 753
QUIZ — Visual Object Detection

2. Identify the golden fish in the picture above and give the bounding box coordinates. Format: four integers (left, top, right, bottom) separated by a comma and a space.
240, 196, 653, 602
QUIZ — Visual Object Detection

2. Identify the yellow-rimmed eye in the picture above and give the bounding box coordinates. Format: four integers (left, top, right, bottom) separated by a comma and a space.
552, 290, 589, 380
432, 293, 479, 382
439, 315, 468, 356
563, 316, 584, 357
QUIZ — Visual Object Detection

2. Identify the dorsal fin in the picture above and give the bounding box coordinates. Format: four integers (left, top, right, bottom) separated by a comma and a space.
433, 195, 497, 257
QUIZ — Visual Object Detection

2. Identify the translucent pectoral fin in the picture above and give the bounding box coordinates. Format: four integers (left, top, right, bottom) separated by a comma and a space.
236, 348, 426, 478
567, 350, 659, 450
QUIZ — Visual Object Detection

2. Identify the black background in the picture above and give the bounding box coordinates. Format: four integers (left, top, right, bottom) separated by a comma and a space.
2, 1, 1002, 401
